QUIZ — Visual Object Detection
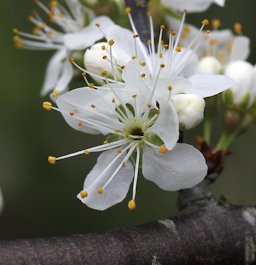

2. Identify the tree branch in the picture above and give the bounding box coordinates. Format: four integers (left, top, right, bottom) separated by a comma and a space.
1, 201, 256, 265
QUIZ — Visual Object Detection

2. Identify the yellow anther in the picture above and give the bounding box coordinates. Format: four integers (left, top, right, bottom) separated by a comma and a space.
125, 7, 132, 13
141, 73, 146, 78
147, 11, 152, 17
28, 15, 34, 22
209, 39, 217, 46
95, 23, 100, 28
125, 132, 129, 138
168, 85, 173, 91
122, 161, 127, 168
141, 62, 146, 66
69, 112, 74, 116
52, 89, 59, 98
147, 39, 152, 45
162, 44, 168, 49
128, 200, 136, 210
117, 150, 122, 154
97, 188, 104, 195
202, 19, 209, 26
43, 101, 52, 111
101, 70, 107, 76
133, 34, 139, 38
121, 65, 125, 70
48, 156, 56, 165
78, 121, 84, 127
156, 109, 160, 115
82, 72, 87, 77
234, 23, 242, 34
132, 94, 137, 98
147, 103, 152, 108
159, 145, 168, 154
102, 55, 107, 60
175, 47, 182, 52
132, 55, 137, 60
160, 64, 165, 68
89, 83, 94, 89
69, 57, 75, 63
13, 28, 18, 33
112, 98, 116, 103
80, 191, 88, 199
103, 140, 108, 145
101, 45, 106, 50
212, 18, 221, 29
108, 39, 115, 46
169, 29, 176, 36
84, 150, 89, 155
91, 104, 96, 109
160, 25, 165, 30
114, 129, 120, 134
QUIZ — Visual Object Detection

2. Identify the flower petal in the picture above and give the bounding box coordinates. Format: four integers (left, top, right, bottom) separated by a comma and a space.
142, 143, 207, 191
56, 87, 118, 135
230, 36, 250, 62
63, 16, 114, 50
77, 149, 134, 210
148, 100, 179, 150
54, 59, 73, 93
40, 49, 67, 96
187, 74, 235, 98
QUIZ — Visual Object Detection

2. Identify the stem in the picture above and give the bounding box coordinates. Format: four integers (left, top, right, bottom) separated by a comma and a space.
216, 131, 237, 150
203, 117, 212, 144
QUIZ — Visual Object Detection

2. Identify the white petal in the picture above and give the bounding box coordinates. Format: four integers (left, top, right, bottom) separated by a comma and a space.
187, 74, 235, 98
142, 143, 207, 191
40, 49, 67, 96
148, 100, 179, 150
163, 0, 219, 12
214, 0, 225, 6
56, 87, 118, 135
55, 59, 73, 93
230, 36, 250, 62
77, 149, 134, 210
64, 16, 114, 50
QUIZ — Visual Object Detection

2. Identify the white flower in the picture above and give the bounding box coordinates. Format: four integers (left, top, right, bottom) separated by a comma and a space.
162, 0, 225, 13
14, 0, 114, 97
171, 94, 205, 129
224, 61, 256, 106
44, 59, 209, 211
167, 17, 250, 74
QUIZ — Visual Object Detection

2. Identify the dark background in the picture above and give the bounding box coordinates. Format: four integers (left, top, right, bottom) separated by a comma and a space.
0, 0, 255, 240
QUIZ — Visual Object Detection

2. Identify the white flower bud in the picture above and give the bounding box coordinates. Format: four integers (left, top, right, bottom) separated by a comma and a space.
171, 94, 205, 130
84, 42, 121, 83
198, 56, 223, 74
224, 61, 255, 105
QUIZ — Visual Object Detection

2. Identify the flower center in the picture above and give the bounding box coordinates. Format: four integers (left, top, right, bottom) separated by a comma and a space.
129, 126, 144, 137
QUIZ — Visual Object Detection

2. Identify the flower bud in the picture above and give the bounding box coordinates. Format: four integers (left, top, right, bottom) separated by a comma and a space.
84, 42, 121, 83
171, 94, 205, 130
224, 61, 255, 107
198, 56, 223, 74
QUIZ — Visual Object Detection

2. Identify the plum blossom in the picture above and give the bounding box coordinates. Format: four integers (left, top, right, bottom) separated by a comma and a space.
43, 58, 210, 210
161, 0, 225, 13
167, 17, 250, 74
13, 0, 114, 97
85, 10, 234, 129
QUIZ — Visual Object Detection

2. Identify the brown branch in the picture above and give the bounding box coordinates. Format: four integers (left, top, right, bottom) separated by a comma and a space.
0, 200, 256, 265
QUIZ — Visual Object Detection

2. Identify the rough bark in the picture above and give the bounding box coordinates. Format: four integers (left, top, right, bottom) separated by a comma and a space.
1, 200, 256, 265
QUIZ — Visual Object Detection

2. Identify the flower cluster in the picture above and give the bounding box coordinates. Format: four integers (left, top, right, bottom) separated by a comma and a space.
14, 0, 255, 212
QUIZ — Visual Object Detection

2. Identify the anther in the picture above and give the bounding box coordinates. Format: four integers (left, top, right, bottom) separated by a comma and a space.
80, 191, 88, 199
48, 156, 56, 165
128, 200, 136, 210
84, 150, 89, 155
82, 72, 86, 77
202, 19, 209, 26
147, 39, 152, 45
175, 47, 182, 52
52, 90, 59, 98
69, 57, 75, 63
132, 94, 137, 98
108, 39, 115, 46
132, 55, 137, 60
160, 64, 165, 68
160, 25, 165, 30
103, 140, 108, 145
97, 188, 104, 195
212, 18, 221, 29
147, 11, 152, 17
169, 29, 176, 36
114, 130, 120, 134
125, 7, 132, 13
91, 104, 96, 109
78, 121, 84, 126
43, 101, 52, 111
101, 45, 106, 50
95, 23, 100, 28
209, 39, 217, 46
234, 23, 242, 34
133, 34, 139, 38
147, 103, 152, 108
141, 62, 146, 66
112, 98, 116, 103
168, 86, 173, 91
122, 161, 127, 168
69, 112, 74, 116
13, 28, 18, 33
159, 145, 167, 154
141, 73, 146, 78
102, 55, 107, 60
89, 83, 94, 89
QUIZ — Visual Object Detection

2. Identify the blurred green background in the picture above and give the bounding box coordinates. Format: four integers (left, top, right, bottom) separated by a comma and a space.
0, 0, 256, 240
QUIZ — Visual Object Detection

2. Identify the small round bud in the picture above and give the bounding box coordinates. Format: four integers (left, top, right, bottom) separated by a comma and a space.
198, 56, 222, 75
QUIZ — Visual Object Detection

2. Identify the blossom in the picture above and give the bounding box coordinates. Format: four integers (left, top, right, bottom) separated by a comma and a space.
13, 0, 114, 97
167, 17, 250, 74
161, 0, 225, 13
43, 59, 209, 210
85, 11, 234, 129
224, 61, 256, 107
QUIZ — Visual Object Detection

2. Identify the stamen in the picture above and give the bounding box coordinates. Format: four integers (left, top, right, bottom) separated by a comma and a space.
128, 200, 136, 210
80, 191, 88, 198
